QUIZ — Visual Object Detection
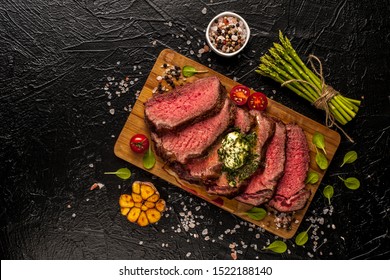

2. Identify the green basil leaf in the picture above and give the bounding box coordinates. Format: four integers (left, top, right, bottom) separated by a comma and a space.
182, 65, 208, 77
245, 207, 267, 221
263, 240, 287, 253
295, 231, 308, 246
341, 151, 358, 167
323, 185, 334, 205
312, 132, 326, 155
305, 171, 319, 184
104, 167, 131, 180
338, 176, 360, 190
143, 146, 156, 170
295, 224, 313, 246
315, 151, 328, 170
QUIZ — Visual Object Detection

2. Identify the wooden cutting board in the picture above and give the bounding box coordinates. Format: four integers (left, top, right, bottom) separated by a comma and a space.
114, 49, 340, 239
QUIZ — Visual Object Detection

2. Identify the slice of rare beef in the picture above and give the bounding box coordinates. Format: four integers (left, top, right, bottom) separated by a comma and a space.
234, 107, 253, 133
250, 111, 275, 164
206, 173, 246, 198
235, 120, 287, 206
170, 141, 222, 183
145, 76, 225, 134
152, 98, 235, 164
268, 124, 310, 212
269, 189, 311, 212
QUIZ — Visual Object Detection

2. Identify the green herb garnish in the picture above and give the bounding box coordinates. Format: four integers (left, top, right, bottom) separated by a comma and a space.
338, 176, 360, 190
244, 207, 267, 221
295, 225, 313, 246
315, 149, 328, 170
323, 185, 334, 205
263, 240, 287, 253
312, 132, 327, 155
305, 171, 319, 184
143, 146, 156, 170
219, 131, 259, 186
104, 168, 131, 180
182, 65, 208, 77
341, 151, 358, 167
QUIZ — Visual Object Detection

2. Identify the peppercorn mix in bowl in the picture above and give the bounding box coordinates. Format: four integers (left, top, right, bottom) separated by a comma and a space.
206, 11, 250, 57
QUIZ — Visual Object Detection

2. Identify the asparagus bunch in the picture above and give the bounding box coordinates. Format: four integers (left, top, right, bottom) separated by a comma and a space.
256, 31, 361, 125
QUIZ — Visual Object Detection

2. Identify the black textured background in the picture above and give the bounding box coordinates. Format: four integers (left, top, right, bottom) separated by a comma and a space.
0, 0, 389, 260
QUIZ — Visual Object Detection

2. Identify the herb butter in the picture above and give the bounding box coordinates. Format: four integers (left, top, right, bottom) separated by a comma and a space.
218, 131, 250, 170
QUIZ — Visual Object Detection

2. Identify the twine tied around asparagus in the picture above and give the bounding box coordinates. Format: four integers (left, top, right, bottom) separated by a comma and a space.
281, 54, 354, 143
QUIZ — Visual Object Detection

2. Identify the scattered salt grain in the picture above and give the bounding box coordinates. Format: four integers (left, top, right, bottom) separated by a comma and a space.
72, 213, 76, 218
89, 163, 94, 168
201, 7, 207, 14
109, 108, 115, 115
139, 241, 143, 245
186, 252, 191, 257
202, 229, 208, 235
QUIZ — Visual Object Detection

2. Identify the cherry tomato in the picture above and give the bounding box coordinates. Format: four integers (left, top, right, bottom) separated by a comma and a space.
247, 92, 268, 111
229, 85, 251, 106
130, 134, 149, 153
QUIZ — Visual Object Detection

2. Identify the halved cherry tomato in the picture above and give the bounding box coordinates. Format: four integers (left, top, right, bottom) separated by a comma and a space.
247, 92, 268, 111
229, 85, 251, 106
130, 134, 150, 153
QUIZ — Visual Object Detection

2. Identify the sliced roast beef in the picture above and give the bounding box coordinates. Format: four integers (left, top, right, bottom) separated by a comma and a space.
206, 173, 246, 198
234, 108, 253, 133
268, 124, 310, 212
145, 76, 225, 134
268, 189, 311, 212
171, 141, 222, 183
151, 98, 235, 164
236, 120, 287, 206
250, 111, 276, 164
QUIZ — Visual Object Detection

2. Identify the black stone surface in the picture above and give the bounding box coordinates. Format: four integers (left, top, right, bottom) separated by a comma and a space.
0, 0, 389, 260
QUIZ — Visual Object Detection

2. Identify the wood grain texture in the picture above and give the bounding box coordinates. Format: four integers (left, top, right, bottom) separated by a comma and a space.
114, 49, 340, 239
